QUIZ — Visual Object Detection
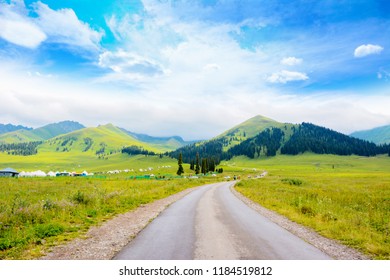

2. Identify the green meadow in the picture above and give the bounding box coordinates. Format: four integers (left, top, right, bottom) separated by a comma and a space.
0, 175, 219, 260
226, 154, 390, 259
1, 152, 389, 259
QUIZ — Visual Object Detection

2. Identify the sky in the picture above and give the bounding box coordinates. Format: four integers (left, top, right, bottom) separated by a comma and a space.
0, 0, 389, 140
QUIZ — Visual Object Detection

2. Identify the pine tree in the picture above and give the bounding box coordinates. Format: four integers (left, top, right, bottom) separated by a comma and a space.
209, 157, 215, 172
177, 152, 184, 176
201, 158, 208, 175
195, 152, 200, 174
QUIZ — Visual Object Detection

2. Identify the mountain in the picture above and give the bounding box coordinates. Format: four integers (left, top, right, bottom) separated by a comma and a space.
40, 123, 161, 155
168, 115, 296, 163
32, 121, 85, 140
169, 115, 390, 165
0, 121, 85, 144
0, 124, 32, 135
212, 115, 297, 151
121, 128, 195, 151
215, 115, 286, 139
350, 125, 390, 145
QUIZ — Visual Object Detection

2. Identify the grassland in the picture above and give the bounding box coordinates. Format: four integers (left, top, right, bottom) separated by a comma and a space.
225, 154, 390, 259
0, 175, 220, 260
1, 151, 389, 259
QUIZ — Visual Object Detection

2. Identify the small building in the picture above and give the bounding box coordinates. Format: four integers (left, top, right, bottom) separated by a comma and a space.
0, 168, 19, 177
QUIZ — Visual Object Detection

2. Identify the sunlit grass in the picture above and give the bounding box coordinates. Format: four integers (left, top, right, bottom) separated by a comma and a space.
0, 176, 216, 259
232, 154, 390, 259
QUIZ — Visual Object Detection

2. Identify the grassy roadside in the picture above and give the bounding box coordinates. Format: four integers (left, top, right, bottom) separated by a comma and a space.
0, 176, 218, 260
231, 154, 390, 259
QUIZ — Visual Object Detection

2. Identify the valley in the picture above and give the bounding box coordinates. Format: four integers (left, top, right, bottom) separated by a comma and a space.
0, 115, 389, 260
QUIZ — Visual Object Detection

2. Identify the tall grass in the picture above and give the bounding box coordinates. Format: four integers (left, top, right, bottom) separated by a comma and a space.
235, 169, 390, 259
0, 176, 210, 259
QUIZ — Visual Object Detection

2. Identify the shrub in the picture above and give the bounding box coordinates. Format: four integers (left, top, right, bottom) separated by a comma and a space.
35, 224, 64, 239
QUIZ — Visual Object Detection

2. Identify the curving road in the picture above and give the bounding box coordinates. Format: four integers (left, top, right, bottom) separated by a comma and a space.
113, 182, 331, 260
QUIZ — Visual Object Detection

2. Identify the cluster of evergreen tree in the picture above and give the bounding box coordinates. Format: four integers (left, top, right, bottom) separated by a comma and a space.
121, 145, 156, 156
187, 152, 217, 174
280, 123, 385, 156
0, 141, 42, 156
168, 139, 224, 165
223, 128, 284, 159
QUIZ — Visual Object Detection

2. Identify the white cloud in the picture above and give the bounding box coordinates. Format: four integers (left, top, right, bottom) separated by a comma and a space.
33, 2, 103, 51
0, 3, 46, 48
267, 70, 309, 84
0, 1, 103, 51
99, 50, 165, 76
354, 44, 384, 58
281, 57, 302, 66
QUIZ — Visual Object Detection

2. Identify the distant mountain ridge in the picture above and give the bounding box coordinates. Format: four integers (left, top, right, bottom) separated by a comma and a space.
120, 128, 195, 150
0, 121, 85, 144
350, 125, 390, 144
0, 123, 32, 134
33, 121, 85, 140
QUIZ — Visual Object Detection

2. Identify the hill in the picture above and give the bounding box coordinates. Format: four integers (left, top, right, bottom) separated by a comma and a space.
32, 121, 85, 140
40, 123, 161, 155
169, 116, 390, 166
0, 121, 85, 144
350, 125, 390, 144
0, 124, 32, 135
212, 115, 296, 151
0, 123, 172, 172
168, 115, 296, 164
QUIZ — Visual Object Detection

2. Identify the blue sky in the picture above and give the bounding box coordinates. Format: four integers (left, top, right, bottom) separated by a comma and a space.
0, 0, 389, 139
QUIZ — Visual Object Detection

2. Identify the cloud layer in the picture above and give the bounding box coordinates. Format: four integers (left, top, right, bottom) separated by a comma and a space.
0, 0, 389, 139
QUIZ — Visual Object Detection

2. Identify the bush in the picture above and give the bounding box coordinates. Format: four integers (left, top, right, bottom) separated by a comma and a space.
71, 191, 92, 205
281, 178, 303, 186
35, 224, 64, 239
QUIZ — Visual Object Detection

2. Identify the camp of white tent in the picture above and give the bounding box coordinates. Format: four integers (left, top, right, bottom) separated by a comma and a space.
18, 170, 91, 177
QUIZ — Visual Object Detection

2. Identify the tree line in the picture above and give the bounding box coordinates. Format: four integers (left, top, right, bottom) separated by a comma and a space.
0, 141, 43, 156
121, 145, 156, 156
280, 123, 389, 156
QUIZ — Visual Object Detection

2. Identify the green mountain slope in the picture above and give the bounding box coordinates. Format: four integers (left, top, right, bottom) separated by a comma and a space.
215, 115, 285, 139
0, 124, 174, 172
0, 129, 43, 143
170, 116, 389, 165
212, 115, 296, 151
169, 115, 298, 163
350, 125, 390, 144
40, 123, 161, 155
